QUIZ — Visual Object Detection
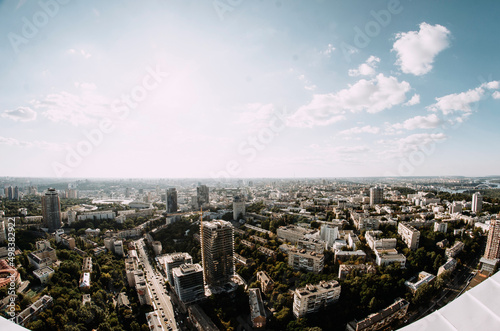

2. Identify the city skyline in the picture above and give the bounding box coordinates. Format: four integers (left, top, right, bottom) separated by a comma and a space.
1, 1, 500, 179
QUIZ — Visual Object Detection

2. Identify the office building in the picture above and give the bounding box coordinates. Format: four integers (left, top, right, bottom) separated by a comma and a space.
166, 188, 178, 213
172, 263, 205, 303
42, 188, 62, 232
292, 280, 341, 318
472, 192, 483, 213
164, 252, 193, 285
398, 223, 420, 250
201, 220, 234, 287
197, 185, 209, 208
370, 187, 384, 206
233, 195, 246, 220
249, 288, 266, 328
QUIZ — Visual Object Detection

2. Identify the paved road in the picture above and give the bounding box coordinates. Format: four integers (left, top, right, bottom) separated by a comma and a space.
135, 238, 178, 331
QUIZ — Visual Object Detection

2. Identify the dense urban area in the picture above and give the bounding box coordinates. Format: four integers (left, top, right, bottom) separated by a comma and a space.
1, 176, 500, 331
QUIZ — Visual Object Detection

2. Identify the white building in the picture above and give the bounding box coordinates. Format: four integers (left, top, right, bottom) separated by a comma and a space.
366, 231, 397, 251
292, 280, 341, 318
434, 222, 448, 233
472, 192, 483, 213
320, 224, 339, 249
398, 223, 420, 250
172, 263, 205, 303
375, 249, 406, 268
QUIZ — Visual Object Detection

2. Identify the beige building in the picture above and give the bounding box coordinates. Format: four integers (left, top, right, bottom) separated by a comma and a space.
293, 280, 341, 318
288, 247, 324, 274
398, 223, 420, 250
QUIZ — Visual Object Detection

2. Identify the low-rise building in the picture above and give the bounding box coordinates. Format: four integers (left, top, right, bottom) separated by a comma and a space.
446, 241, 465, 258
145, 311, 164, 331
346, 298, 409, 331
405, 271, 436, 293
375, 249, 406, 268
16, 295, 53, 326
249, 288, 266, 328
438, 258, 457, 277
366, 231, 397, 251
256, 270, 274, 294
240, 239, 255, 249
293, 280, 341, 318
338, 264, 376, 280
152, 241, 162, 256
258, 246, 277, 258
28, 241, 57, 269
398, 223, 420, 250
33, 266, 54, 285
335, 250, 367, 263
277, 225, 313, 244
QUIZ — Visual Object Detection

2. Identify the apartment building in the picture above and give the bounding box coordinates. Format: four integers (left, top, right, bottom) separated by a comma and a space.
288, 247, 324, 274
293, 280, 341, 318
398, 223, 420, 250
346, 298, 409, 331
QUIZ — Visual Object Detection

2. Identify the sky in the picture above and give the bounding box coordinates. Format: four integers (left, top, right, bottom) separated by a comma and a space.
1, 0, 500, 179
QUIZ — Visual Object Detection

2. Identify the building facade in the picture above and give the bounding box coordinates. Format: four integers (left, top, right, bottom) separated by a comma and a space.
293, 280, 341, 318
166, 188, 178, 213
42, 188, 62, 232
370, 187, 384, 206
201, 220, 234, 287
472, 192, 483, 213
398, 223, 420, 250
172, 263, 205, 303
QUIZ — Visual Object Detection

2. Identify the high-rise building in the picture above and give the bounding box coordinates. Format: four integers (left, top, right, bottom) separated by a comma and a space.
369, 187, 384, 206
201, 220, 234, 287
166, 188, 178, 213
233, 196, 245, 220
172, 263, 205, 303
164, 252, 193, 285
484, 219, 500, 260
472, 192, 483, 213
13, 186, 19, 200
197, 185, 209, 208
42, 188, 62, 232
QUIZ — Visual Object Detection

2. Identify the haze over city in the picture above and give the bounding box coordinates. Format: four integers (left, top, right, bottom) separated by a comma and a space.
1, 0, 500, 179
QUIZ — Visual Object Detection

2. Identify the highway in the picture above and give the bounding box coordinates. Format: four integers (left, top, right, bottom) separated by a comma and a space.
135, 238, 177, 331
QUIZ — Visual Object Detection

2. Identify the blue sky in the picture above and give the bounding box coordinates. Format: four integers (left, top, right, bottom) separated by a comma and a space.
1, 0, 500, 179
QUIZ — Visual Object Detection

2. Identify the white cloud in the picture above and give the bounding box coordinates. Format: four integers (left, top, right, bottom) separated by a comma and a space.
403, 94, 420, 106
393, 22, 451, 76
322, 44, 335, 57
1, 107, 37, 122
428, 81, 500, 114
392, 114, 443, 130
338, 125, 380, 135
348, 56, 380, 77
378, 133, 447, 159
298, 74, 316, 91
492, 91, 500, 99
67, 48, 92, 59
288, 74, 411, 127
0, 135, 67, 151
30, 87, 116, 126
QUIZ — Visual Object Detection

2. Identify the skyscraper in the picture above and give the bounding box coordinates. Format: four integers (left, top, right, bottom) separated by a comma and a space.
166, 188, 178, 213
42, 188, 62, 232
197, 185, 209, 208
13, 186, 19, 200
472, 192, 483, 213
484, 219, 500, 260
201, 220, 234, 287
233, 196, 245, 221
370, 187, 383, 206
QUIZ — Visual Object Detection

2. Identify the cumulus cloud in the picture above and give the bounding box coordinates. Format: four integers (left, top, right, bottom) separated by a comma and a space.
378, 132, 447, 159
392, 114, 443, 131
493, 91, 500, 99
403, 94, 421, 106
428, 81, 500, 114
288, 74, 411, 127
348, 56, 380, 77
393, 22, 451, 76
1, 107, 37, 122
338, 125, 380, 135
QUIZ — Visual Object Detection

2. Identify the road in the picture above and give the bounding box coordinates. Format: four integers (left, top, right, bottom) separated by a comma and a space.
135, 238, 178, 331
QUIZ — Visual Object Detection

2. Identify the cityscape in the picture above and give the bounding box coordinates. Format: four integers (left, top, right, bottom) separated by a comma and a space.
2, 0, 500, 331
